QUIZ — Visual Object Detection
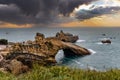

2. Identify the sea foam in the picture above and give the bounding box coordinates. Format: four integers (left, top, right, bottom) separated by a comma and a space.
88, 49, 96, 55
76, 39, 86, 43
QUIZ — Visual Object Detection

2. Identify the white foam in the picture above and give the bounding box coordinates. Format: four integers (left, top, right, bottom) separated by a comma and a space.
88, 49, 96, 54
88, 66, 97, 71
55, 50, 64, 63
96, 42, 103, 45
72, 60, 84, 66
74, 60, 81, 65
76, 39, 86, 43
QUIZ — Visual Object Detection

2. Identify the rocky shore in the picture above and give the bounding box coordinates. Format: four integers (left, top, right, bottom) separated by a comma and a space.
0, 31, 91, 75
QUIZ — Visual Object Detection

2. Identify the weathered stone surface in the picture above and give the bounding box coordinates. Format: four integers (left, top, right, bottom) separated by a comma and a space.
0, 32, 91, 75
9, 59, 29, 75
49, 39, 90, 57
8, 32, 90, 64
0, 57, 29, 75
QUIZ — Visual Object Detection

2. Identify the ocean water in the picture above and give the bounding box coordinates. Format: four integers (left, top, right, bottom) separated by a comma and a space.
0, 27, 120, 71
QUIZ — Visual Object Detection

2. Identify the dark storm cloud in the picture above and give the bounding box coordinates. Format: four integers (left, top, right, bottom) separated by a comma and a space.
75, 6, 120, 20
0, 0, 42, 15
0, 4, 37, 24
0, 0, 96, 25
58, 0, 97, 16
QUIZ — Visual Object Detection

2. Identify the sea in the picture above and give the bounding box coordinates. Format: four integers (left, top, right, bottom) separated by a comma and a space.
0, 27, 120, 71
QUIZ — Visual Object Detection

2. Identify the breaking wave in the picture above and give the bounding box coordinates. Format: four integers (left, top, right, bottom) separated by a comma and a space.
76, 39, 86, 43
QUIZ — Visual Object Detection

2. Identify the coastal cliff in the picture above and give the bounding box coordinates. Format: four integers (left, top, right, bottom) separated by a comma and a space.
0, 31, 91, 75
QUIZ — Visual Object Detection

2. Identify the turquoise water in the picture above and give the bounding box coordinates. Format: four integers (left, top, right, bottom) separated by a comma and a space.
0, 27, 120, 71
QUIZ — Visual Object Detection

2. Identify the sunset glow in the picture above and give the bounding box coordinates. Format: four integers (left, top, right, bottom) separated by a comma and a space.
0, 0, 120, 28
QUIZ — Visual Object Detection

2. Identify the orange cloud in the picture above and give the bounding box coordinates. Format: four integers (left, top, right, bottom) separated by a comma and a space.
60, 13, 120, 27
0, 22, 33, 28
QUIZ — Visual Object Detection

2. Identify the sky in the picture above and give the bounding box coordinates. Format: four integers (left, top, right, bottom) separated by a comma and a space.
0, 0, 120, 28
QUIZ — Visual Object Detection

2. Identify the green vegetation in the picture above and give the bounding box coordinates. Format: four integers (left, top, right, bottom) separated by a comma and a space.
0, 65, 120, 80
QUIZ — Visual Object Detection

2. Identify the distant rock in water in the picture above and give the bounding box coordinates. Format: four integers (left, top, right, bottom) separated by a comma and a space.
102, 34, 106, 36
55, 30, 79, 43
101, 39, 111, 44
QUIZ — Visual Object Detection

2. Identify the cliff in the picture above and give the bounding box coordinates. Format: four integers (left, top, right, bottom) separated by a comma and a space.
0, 32, 91, 75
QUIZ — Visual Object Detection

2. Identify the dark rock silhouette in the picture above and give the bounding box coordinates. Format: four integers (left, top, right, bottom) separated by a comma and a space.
0, 39, 8, 45
101, 40, 111, 44
56, 30, 79, 43
102, 34, 106, 36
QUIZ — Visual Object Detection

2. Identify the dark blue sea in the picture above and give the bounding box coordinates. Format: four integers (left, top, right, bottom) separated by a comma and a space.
0, 27, 120, 71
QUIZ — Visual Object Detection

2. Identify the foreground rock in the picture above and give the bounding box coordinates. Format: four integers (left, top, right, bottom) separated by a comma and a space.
0, 58, 29, 75
0, 32, 91, 75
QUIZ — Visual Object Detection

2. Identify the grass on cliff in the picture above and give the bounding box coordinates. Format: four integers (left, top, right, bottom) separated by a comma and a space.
0, 64, 120, 80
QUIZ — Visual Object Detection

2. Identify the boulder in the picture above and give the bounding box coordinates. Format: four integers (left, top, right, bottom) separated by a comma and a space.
9, 59, 29, 75
0, 59, 29, 75
101, 40, 111, 44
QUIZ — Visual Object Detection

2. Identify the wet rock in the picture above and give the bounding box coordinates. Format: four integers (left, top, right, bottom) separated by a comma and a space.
101, 40, 111, 44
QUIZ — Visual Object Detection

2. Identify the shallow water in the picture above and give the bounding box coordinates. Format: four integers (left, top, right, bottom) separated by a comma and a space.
0, 27, 120, 71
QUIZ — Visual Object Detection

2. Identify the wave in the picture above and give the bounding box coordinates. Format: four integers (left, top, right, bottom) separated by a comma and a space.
74, 60, 82, 65
55, 50, 64, 63
96, 42, 103, 45
76, 39, 86, 43
72, 60, 84, 66
88, 66, 97, 71
88, 49, 96, 55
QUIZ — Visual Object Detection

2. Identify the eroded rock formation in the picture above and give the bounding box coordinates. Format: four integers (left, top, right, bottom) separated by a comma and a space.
56, 30, 79, 43
0, 32, 91, 75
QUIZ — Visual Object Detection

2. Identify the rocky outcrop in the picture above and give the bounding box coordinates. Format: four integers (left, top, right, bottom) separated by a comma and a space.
0, 58, 29, 75
0, 32, 91, 75
56, 30, 79, 43
101, 40, 111, 44
49, 39, 90, 57
0, 39, 8, 45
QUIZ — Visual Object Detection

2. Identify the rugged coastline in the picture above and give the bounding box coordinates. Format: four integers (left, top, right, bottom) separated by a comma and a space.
0, 31, 91, 75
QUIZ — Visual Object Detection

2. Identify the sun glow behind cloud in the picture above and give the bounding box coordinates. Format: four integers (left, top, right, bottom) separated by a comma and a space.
1, 0, 120, 28
60, 14, 120, 27
60, 0, 120, 27
73, 0, 120, 17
